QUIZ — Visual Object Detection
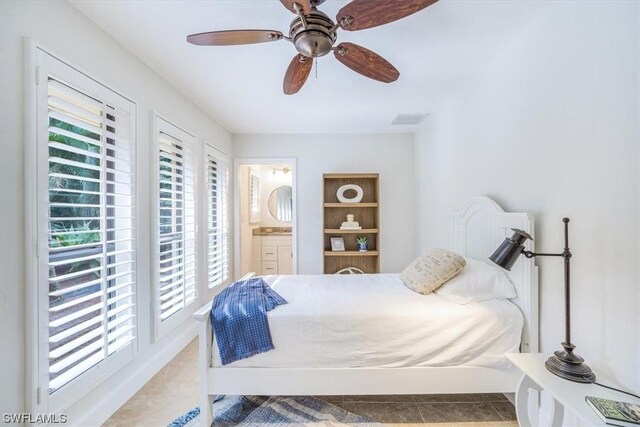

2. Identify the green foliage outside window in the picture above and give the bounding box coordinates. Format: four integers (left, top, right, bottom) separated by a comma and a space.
48, 117, 102, 248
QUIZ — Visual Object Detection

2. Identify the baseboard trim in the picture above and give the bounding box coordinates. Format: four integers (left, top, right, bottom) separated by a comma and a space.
72, 322, 197, 427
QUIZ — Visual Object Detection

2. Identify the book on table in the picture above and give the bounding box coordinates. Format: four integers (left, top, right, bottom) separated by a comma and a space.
585, 396, 640, 427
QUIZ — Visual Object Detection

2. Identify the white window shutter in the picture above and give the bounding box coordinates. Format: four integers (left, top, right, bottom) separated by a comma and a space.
155, 118, 198, 336
206, 146, 230, 288
46, 77, 136, 393
249, 171, 260, 224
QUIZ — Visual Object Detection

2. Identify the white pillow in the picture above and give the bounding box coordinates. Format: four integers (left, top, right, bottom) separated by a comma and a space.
435, 258, 516, 304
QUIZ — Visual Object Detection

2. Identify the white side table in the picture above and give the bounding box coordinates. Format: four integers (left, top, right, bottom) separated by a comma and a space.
508, 353, 639, 426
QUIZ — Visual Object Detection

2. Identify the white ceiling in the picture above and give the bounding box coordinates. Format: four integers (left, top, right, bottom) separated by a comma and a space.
69, 0, 547, 134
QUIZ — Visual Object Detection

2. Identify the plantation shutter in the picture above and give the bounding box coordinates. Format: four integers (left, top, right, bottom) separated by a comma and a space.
249, 172, 260, 223
206, 147, 230, 287
46, 77, 135, 393
156, 121, 197, 330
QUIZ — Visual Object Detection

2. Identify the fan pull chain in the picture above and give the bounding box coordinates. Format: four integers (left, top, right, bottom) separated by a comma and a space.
315, 56, 318, 79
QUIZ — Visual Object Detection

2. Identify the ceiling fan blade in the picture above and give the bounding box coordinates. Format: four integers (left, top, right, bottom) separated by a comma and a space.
283, 54, 313, 95
280, 0, 312, 15
187, 30, 284, 46
333, 43, 399, 83
337, 0, 438, 31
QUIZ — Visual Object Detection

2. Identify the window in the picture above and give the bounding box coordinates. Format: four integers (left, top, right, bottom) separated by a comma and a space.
34, 50, 136, 409
205, 145, 230, 288
249, 170, 260, 224
154, 117, 197, 337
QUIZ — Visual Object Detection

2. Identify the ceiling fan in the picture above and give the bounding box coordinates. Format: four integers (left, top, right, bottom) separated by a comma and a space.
187, 0, 438, 95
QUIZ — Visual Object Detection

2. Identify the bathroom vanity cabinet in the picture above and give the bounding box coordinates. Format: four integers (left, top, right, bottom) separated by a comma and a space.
252, 234, 292, 275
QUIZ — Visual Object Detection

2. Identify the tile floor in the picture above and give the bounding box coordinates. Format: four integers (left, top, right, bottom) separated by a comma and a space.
103, 339, 518, 426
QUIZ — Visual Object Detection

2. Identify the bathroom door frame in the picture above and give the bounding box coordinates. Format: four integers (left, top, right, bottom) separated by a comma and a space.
233, 158, 298, 278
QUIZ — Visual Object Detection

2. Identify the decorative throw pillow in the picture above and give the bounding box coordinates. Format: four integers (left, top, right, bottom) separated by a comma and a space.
435, 258, 516, 304
400, 248, 466, 295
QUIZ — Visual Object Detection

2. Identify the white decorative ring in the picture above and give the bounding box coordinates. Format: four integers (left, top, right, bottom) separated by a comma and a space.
336, 184, 364, 203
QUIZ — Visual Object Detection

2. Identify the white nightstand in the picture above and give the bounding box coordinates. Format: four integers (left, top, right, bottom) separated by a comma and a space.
508, 353, 640, 426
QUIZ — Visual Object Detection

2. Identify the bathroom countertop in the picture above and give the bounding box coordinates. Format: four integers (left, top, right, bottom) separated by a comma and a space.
253, 227, 292, 236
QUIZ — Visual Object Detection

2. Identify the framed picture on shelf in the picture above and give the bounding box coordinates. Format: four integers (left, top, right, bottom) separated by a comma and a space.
330, 237, 345, 252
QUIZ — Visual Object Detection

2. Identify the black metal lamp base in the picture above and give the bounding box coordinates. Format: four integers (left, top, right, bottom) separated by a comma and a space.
545, 342, 596, 383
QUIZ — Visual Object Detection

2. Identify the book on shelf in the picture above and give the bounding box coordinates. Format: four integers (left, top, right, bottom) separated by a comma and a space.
585, 396, 640, 427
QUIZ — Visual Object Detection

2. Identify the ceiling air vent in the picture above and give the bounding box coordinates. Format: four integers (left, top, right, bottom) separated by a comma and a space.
391, 113, 429, 125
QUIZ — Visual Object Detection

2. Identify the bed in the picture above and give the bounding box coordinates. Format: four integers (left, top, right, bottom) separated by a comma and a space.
193, 197, 538, 426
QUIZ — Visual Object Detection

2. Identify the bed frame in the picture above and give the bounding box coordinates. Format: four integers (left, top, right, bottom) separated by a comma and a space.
193, 196, 538, 426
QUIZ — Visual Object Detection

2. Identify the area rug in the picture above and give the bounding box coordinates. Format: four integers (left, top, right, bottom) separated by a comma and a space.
168, 395, 382, 427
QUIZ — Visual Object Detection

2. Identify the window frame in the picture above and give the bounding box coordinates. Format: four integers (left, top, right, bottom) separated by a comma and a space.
152, 115, 199, 340
27, 46, 138, 414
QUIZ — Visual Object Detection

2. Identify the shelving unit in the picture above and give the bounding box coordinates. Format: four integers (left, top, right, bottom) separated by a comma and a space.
323, 173, 380, 274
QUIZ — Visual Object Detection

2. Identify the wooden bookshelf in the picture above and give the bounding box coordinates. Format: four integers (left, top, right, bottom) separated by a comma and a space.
323, 173, 380, 274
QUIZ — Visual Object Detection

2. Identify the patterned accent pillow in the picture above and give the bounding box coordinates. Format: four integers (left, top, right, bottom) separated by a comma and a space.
401, 249, 466, 295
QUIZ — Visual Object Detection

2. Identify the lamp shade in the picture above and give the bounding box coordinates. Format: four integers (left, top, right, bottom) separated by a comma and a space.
489, 229, 533, 271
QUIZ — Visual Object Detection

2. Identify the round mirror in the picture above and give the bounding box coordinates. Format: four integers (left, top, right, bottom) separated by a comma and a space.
268, 185, 293, 222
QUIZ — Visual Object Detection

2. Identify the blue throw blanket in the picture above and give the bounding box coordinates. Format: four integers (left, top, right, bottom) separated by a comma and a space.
211, 277, 287, 365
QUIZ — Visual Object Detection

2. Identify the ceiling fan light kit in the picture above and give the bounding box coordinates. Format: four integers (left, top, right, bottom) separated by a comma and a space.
289, 7, 336, 58
186, 0, 439, 95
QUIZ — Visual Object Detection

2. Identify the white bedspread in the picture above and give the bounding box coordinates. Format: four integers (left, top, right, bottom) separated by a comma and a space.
212, 274, 523, 368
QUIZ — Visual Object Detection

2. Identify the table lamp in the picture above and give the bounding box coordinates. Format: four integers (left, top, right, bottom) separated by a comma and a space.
489, 218, 596, 383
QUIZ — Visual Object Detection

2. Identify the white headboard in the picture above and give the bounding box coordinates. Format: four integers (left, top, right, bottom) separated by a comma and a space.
451, 197, 538, 353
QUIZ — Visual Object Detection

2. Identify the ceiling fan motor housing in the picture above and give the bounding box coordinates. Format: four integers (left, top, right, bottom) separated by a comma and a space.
290, 9, 337, 58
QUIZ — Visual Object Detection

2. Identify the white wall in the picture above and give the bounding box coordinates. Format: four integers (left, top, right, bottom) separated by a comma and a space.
0, 1, 231, 424
415, 0, 640, 397
233, 134, 416, 274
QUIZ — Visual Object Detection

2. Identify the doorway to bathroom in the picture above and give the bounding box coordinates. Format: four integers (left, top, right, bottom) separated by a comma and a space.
234, 158, 297, 278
